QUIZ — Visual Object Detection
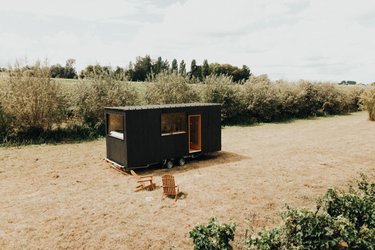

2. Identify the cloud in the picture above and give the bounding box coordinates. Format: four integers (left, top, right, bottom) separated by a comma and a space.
127, 0, 375, 82
0, 0, 374, 83
1, 0, 139, 21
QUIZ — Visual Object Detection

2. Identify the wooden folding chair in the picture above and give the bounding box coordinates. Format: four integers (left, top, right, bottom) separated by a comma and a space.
130, 170, 155, 192
161, 175, 180, 201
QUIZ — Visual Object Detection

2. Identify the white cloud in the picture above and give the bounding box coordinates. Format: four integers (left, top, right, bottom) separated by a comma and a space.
0, 0, 375, 82
127, 0, 375, 82
0, 0, 139, 21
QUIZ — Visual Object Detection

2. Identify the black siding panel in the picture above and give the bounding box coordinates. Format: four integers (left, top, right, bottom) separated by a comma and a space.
126, 110, 163, 167
208, 106, 222, 152
106, 136, 126, 166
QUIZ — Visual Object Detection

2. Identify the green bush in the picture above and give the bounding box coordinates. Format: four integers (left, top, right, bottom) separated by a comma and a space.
0, 104, 13, 143
339, 86, 364, 113
145, 71, 199, 104
189, 217, 236, 250
289, 81, 323, 118
202, 75, 248, 124
2, 61, 66, 131
245, 176, 375, 250
76, 70, 138, 132
361, 87, 375, 121
316, 83, 347, 115
0, 61, 68, 143
240, 78, 364, 123
324, 176, 375, 230
243, 75, 284, 122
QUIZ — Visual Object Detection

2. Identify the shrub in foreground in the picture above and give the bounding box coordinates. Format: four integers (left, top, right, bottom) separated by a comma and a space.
190, 217, 236, 250
245, 175, 375, 250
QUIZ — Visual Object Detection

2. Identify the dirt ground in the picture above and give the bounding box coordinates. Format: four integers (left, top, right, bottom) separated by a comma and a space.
1, 112, 374, 249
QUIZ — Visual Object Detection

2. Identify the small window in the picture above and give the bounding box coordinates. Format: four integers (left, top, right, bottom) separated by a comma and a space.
107, 114, 124, 140
161, 112, 186, 136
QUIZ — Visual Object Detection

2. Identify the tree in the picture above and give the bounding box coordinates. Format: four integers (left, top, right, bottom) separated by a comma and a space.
202, 59, 210, 78
50, 64, 65, 78
190, 59, 201, 80
179, 60, 186, 76
237, 65, 251, 82
153, 56, 163, 75
125, 62, 135, 80
232, 65, 251, 82
64, 58, 77, 79
132, 55, 152, 81
80, 64, 115, 79
196, 65, 203, 81
171, 59, 178, 73
190, 59, 197, 75
209, 63, 251, 83
339, 80, 357, 85
152, 56, 170, 76
162, 58, 169, 73
50, 59, 77, 79
114, 66, 126, 81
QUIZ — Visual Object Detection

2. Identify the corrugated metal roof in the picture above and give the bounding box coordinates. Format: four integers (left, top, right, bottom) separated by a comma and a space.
105, 103, 221, 111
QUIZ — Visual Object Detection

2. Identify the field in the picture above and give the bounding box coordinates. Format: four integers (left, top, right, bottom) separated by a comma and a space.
0, 112, 374, 249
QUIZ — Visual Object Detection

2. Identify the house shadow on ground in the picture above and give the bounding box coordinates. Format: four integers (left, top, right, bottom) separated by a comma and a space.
133, 151, 248, 176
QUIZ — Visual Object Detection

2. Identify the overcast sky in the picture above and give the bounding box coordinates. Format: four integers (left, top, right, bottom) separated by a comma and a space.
1, 0, 375, 83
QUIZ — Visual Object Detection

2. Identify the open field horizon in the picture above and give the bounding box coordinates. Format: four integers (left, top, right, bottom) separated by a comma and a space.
1, 111, 374, 249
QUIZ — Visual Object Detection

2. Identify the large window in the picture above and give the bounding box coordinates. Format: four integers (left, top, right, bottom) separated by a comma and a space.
161, 112, 186, 136
107, 114, 124, 140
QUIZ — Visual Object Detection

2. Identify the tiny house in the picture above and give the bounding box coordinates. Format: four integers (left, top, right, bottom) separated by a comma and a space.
105, 103, 221, 169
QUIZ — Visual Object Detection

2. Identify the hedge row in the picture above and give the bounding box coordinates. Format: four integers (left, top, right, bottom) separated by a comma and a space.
0, 64, 372, 144
0, 63, 138, 144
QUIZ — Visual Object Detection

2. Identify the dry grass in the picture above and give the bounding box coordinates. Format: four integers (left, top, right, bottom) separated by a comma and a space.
0, 112, 374, 249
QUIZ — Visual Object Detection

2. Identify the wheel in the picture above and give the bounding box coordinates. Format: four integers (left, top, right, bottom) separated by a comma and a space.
166, 160, 174, 169
178, 157, 186, 166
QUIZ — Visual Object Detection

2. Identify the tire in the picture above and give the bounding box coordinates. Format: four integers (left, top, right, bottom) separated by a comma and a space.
178, 158, 186, 166
166, 160, 174, 169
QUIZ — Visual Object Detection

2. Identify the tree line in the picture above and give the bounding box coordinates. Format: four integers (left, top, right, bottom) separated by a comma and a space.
36, 56, 252, 83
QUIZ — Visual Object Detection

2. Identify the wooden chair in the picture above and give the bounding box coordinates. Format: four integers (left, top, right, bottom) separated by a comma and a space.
130, 170, 155, 192
161, 175, 180, 201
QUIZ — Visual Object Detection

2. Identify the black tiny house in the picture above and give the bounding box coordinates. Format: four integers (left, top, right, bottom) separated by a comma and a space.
105, 103, 221, 169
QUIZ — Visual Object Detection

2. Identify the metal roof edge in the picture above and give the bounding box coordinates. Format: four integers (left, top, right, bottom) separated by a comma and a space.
105, 103, 221, 111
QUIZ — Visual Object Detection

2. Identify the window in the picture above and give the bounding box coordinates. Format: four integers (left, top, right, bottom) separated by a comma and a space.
107, 114, 124, 140
161, 112, 186, 136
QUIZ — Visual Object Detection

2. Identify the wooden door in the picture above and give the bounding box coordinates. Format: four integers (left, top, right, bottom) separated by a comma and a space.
188, 115, 201, 153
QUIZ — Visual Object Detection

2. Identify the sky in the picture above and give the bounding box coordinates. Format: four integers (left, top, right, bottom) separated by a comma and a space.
0, 0, 375, 83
